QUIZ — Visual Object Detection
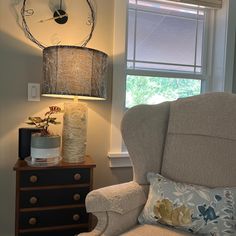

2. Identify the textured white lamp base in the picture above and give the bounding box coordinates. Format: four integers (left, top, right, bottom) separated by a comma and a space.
62, 102, 87, 163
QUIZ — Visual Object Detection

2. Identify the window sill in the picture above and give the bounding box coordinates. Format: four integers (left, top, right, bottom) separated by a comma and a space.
107, 152, 132, 168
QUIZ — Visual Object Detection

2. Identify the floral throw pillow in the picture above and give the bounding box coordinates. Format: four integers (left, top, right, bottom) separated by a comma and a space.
138, 173, 236, 235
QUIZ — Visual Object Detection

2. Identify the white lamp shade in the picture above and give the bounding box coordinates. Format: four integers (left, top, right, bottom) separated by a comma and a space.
42, 46, 108, 100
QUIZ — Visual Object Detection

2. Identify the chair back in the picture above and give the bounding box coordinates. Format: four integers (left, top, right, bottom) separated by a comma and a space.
121, 93, 236, 187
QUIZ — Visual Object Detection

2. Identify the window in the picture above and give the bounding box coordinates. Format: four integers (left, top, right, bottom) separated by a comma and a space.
126, 0, 208, 108
109, 0, 225, 166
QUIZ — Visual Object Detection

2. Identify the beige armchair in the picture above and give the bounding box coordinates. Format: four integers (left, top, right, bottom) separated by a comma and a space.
80, 92, 236, 236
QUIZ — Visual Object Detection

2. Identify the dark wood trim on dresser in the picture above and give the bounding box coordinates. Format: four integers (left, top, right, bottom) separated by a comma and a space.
14, 156, 96, 236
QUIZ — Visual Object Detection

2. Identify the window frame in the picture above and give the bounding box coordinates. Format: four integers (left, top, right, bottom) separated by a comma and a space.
108, 0, 216, 167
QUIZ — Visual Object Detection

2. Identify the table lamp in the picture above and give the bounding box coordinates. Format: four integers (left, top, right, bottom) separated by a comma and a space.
42, 45, 108, 163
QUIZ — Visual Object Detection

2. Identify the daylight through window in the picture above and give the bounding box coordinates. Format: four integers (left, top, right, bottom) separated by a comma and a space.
126, 0, 208, 108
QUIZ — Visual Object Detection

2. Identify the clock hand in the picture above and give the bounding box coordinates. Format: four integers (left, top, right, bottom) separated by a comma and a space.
38, 14, 68, 23
55, 9, 61, 17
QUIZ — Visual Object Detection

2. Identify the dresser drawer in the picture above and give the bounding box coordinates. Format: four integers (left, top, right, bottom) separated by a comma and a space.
19, 168, 90, 187
20, 187, 89, 208
19, 207, 88, 229
14, 158, 96, 236
19, 227, 88, 236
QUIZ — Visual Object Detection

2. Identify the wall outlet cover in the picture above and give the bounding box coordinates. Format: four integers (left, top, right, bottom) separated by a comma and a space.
28, 83, 40, 101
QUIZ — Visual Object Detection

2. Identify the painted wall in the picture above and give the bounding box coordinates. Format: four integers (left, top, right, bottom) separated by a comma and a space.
210, 0, 236, 92
0, 1, 132, 236
224, 0, 236, 91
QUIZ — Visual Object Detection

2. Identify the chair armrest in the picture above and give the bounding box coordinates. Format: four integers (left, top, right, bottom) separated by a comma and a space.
79, 182, 147, 236
79, 207, 144, 236
86, 181, 147, 215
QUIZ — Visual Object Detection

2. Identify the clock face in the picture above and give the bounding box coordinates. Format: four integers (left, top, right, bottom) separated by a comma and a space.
21, 0, 94, 47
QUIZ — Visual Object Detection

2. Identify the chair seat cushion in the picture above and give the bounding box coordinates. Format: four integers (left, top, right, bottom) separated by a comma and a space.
121, 224, 192, 236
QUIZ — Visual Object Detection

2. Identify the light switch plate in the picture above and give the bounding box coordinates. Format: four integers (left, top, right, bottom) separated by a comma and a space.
28, 83, 40, 101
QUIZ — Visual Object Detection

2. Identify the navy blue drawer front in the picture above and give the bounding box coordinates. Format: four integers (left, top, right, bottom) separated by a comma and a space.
19, 207, 88, 229
20, 168, 90, 187
19, 227, 88, 236
20, 187, 89, 208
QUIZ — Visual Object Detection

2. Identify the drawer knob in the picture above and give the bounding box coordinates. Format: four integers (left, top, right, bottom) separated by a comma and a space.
29, 196, 38, 205
29, 175, 38, 183
73, 214, 80, 222
73, 194, 81, 201
74, 173, 81, 181
28, 217, 37, 225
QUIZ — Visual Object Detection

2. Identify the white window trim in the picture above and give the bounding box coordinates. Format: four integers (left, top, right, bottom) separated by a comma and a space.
109, 0, 232, 168
110, 0, 128, 154
108, 152, 132, 168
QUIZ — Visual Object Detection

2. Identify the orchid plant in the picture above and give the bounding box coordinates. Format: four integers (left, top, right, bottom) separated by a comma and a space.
26, 106, 61, 136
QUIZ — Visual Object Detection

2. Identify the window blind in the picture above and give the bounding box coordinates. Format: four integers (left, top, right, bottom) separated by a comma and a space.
167, 0, 222, 9
127, 0, 207, 76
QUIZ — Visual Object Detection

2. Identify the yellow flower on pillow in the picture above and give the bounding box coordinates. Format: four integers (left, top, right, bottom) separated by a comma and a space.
153, 198, 193, 227
153, 199, 173, 225
172, 205, 193, 226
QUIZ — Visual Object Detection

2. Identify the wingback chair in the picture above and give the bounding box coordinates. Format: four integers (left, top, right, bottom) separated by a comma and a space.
79, 92, 236, 236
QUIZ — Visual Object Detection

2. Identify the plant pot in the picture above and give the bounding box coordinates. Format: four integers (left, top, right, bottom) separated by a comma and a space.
29, 133, 61, 166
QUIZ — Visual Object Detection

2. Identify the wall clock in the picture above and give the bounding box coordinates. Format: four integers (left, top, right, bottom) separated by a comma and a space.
21, 0, 95, 49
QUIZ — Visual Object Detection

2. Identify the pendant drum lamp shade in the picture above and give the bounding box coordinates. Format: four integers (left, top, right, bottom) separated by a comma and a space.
42, 45, 108, 163
42, 46, 108, 100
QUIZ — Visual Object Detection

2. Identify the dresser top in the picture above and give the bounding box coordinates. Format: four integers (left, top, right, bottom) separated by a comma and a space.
13, 155, 96, 171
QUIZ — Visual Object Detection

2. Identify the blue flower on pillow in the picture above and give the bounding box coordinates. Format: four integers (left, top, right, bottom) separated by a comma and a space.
198, 204, 219, 224
197, 194, 222, 224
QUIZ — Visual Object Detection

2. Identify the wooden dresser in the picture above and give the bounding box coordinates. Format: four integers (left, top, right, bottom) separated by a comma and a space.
13, 156, 96, 236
